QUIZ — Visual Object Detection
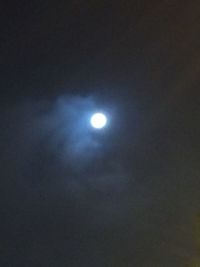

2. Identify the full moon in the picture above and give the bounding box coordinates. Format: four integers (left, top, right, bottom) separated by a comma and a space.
90, 113, 107, 129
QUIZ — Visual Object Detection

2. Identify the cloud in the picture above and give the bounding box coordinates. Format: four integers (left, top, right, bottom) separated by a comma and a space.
0, 95, 130, 211
1, 94, 199, 266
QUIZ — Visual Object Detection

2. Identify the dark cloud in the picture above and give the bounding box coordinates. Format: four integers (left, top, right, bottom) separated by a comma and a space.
0, 96, 130, 211
1, 92, 199, 266
0, 95, 136, 266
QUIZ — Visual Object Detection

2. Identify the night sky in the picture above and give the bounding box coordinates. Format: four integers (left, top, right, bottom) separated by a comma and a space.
0, 1, 200, 266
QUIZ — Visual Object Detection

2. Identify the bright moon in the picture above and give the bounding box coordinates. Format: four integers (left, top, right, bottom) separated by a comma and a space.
90, 113, 107, 129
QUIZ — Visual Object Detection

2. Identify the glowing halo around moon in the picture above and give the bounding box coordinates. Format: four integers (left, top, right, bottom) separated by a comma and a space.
90, 113, 107, 129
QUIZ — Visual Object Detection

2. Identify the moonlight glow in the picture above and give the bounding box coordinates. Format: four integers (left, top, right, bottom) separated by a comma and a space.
90, 113, 107, 129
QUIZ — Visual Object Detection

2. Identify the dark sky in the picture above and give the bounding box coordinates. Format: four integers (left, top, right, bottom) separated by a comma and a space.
0, 0, 200, 266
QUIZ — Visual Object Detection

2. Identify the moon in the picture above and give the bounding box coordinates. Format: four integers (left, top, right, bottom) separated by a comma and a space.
90, 113, 107, 129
